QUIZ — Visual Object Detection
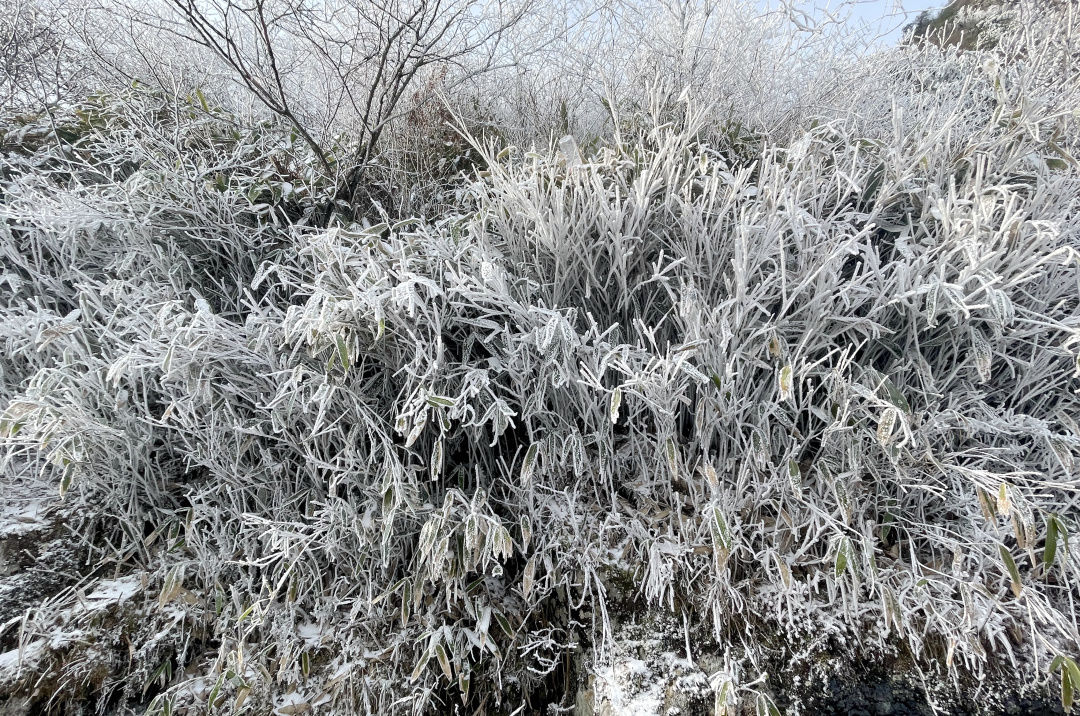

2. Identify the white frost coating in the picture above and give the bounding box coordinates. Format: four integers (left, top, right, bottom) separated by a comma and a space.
0, 0, 1078, 712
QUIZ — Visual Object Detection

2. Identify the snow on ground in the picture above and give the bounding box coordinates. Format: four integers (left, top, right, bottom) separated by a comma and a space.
0, 473, 53, 542
588, 620, 715, 716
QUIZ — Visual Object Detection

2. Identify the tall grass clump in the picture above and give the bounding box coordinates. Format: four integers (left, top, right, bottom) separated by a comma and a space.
1, 0, 1079, 713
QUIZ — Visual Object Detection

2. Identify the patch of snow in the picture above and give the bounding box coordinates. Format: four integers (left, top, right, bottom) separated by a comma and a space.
82, 574, 143, 607
0, 476, 55, 539
296, 621, 327, 648
595, 657, 666, 715
274, 689, 311, 715
0, 639, 46, 684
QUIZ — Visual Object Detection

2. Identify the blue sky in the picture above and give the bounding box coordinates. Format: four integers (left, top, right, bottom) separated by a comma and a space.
767, 0, 949, 44
847, 0, 947, 42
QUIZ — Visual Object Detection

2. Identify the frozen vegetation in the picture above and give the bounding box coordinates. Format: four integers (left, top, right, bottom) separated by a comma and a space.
1, 0, 1079, 713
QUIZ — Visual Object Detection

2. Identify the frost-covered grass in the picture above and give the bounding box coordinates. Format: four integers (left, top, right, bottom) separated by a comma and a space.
1, 1, 1080, 714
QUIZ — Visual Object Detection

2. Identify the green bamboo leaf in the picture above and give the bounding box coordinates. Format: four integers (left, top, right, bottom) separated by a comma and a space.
1063, 666, 1073, 713
362, 222, 389, 237
712, 506, 731, 550
665, 437, 679, 480
1000, 544, 1022, 597
335, 334, 349, 373
520, 443, 539, 486
493, 610, 514, 638
835, 538, 849, 577
458, 668, 470, 704
787, 459, 801, 493
410, 648, 432, 682
1046, 515, 1059, 569
522, 556, 536, 599
881, 375, 911, 414
434, 643, 452, 680
59, 461, 75, 497
520, 515, 532, 551
1066, 658, 1080, 695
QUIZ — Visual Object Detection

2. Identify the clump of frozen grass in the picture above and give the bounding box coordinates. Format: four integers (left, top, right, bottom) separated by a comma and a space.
1, 1, 1080, 713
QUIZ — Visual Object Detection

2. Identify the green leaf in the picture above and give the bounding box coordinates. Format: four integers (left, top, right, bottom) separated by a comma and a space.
665, 437, 679, 480
493, 610, 514, 638
59, 461, 75, 497
787, 459, 801, 493
834, 538, 850, 577
977, 488, 997, 521
458, 668, 470, 704
880, 375, 911, 414
410, 648, 432, 682
712, 506, 731, 550
208, 674, 225, 707
335, 334, 349, 373
1065, 658, 1080, 695
434, 643, 452, 680
522, 556, 536, 599
426, 395, 456, 408
1046, 516, 1059, 569
1063, 666, 1073, 713
756, 694, 781, 716
520, 443, 539, 486
1000, 544, 1022, 597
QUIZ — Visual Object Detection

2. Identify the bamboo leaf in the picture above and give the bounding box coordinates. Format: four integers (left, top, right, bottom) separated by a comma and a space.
609, 387, 622, 424
1063, 667, 1073, 713
1046, 515, 1059, 569
434, 643, 452, 680
665, 437, 679, 480
520, 443, 539, 486
778, 364, 793, 401
335, 334, 349, 373
1000, 544, 1022, 597
835, 538, 849, 577
410, 648, 432, 682
430, 439, 443, 482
